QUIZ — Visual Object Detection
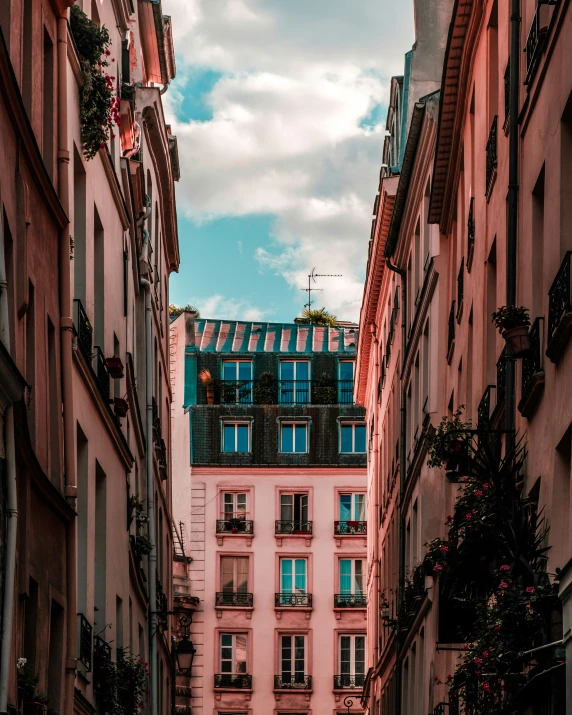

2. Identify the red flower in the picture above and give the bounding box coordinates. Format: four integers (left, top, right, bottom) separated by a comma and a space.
483, 682, 490, 691
500, 564, 510, 572
105, 48, 111, 56
475, 657, 483, 664
433, 563, 444, 572
440, 545, 449, 553
483, 650, 489, 658
526, 586, 535, 593
475, 490, 483, 497
498, 581, 509, 589
466, 513, 472, 520
483, 482, 490, 490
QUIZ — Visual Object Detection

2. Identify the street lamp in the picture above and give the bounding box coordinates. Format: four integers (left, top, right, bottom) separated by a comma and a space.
344, 696, 358, 715
174, 635, 196, 675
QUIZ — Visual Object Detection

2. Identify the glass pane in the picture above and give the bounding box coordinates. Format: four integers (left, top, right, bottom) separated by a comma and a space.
223, 493, 234, 518
223, 425, 235, 453
296, 362, 309, 380
340, 636, 351, 674
341, 425, 353, 453
294, 424, 307, 453
237, 425, 249, 453
238, 361, 252, 380
281, 559, 293, 593
281, 636, 292, 677
237, 557, 249, 592
300, 494, 308, 522
282, 425, 293, 453
280, 494, 293, 521
339, 494, 352, 521
295, 559, 306, 593
354, 494, 365, 520
355, 425, 366, 453
223, 362, 237, 380
354, 560, 363, 594
339, 361, 354, 380
237, 493, 247, 517
235, 635, 247, 673
221, 557, 234, 592
340, 560, 351, 593
355, 636, 365, 674
281, 361, 294, 380
295, 636, 305, 679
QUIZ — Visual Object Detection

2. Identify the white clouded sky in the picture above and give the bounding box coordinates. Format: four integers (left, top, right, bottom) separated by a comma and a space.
166, 0, 414, 321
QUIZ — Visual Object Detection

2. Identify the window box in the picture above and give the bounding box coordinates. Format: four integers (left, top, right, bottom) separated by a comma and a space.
105, 356, 124, 379
274, 675, 312, 691
214, 674, 252, 690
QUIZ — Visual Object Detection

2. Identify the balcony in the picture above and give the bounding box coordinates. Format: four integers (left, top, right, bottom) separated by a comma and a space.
334, 521, 367, 536
275, 593, 313, 607
547, 251, 572, 362
486, 116, 498, 198
152, 396, 162, 442
74, 298, 93, 360
525, 1, 557, 85
334, 593, 367, 608
215, 592, 254, 607
216, 379, 355, 406
333, 674, 366, 690
456, 259, 464, 321
467, 197, 475, 269
274, 675, 312, 690
93, 346, 110, 401
93, 635, 112, 691
398, 563, 427, 635
477, 385, 495, 430
519, 317, 545, 417
77, 613, 93, 672
496, 349, 507, 406
156, 577, 169, 632
216, 518, 254, 535
214, 673, 252, 690
447, 301, 455, 364
275, 520, 312, 535
504, 60, 511, 131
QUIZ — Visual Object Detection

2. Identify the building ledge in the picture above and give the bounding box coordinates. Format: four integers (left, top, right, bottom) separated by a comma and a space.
274, 606, 312, 620
518, 371, 545, 419
215, 606, 254, 619
334, 607, 367, 621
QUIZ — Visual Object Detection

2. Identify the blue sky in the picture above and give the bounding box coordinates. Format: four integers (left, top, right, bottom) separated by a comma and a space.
166, 0, 414, 323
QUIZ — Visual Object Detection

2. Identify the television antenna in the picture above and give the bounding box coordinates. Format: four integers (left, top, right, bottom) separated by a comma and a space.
301, 268, 342, 311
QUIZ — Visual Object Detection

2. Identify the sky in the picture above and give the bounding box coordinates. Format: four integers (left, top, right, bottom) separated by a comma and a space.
165, 0, 414, 323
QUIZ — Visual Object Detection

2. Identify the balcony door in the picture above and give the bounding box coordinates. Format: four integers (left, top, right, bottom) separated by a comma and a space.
222, 360, 252, 403
221, 556, 249, 594
280, 361, 310, 404
339, 361, 354, 403
339, 493, 365, 523
339, 559, 364, 596
220, 633, 247, 674
280, 558, 307, 595
221, 492, 248, 521
280, 493, 308, 528
339, 634, 365, 686
281, 635, 306, 684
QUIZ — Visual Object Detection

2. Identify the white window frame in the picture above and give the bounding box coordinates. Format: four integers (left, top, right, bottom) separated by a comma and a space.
339, 422, 366, 453
219, 633, 248, 674
339, 492, 366, 521
222, 422, 251, 453
222, 360, 253, 403
221, 492, 249, 520
220, 555, 249, 594
338, 634, 366, 680
339, 558, 364, 595
280, 422, 309, 454
280, 634, 307, 683
280, 558, 308, 595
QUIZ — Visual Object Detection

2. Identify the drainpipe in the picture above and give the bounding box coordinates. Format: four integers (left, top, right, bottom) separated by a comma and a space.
505, 0, 521, 454
56, 14, 78, 715
140, 197, 158, 715
385, 255, 407, 715
0, 209, 17, 715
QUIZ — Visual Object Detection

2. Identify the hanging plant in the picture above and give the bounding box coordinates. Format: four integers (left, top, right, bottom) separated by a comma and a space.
117, 654, 149, 715
70, 6, 120, 160
491, 306, 531, 357
426, 408, 472, 469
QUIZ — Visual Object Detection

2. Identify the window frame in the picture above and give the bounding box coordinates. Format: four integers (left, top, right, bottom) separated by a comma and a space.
220, 491, 250, 520
279, 633, 308, 682
337, 491, 367, 522
279, 557, 308, 595
218, 553, 251, 594
218, 632, 249, 675
279, 421, 309, 454
337, 633, 366, 683
338, 556, 365, 596
338, 360, 355, 404
222, 359, 253, 404
275, 553, 313, 602
279, 360, 311, 405
221, 421, 251, 454
339, 422, 367, 454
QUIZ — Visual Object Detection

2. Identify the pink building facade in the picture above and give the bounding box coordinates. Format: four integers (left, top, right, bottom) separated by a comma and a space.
357, 1, 571, 713
170, 314, 367, 715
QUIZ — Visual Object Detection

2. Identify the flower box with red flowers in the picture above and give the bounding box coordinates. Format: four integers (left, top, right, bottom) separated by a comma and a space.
113, 397, 129, 418
105, 357, 125, 379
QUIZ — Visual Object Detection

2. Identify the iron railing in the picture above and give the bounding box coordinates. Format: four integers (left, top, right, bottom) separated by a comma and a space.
93, 346, 110, 400
496, 350, 507, 405
525, 2, 555, 83
457, 259, 464, 316
447, 301, 456, 357
214, 674, 252, 689
275, 520, 312, 535
467, 197, 475, 260
93, 635, 112, 690
334, 521, 367, 536
548, 251, 572, 342
215, 592, 253, 607
216, 518, 254, 535
156, 438, 168, 472
78, 613, 93, 672
274, 675, 312, 690
205, 379, 355, 405
477, 386, 495, 429
74, 299, 93, 360
522, 317, 544, 394
152, 396, 162, 442
334, 593, 367, 608
486, 116, 498, 196
156, 577, 169, 632
334, 674, 366, 689
504, 60, 511, 127
275, 593, 313, 607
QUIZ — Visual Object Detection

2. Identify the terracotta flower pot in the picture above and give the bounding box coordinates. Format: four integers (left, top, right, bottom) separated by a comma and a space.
105, 356, 125, 379
502, 325, 530, 357
113, 397, 129, 417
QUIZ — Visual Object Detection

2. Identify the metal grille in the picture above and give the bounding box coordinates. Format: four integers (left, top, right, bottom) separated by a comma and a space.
215, 592, 254, 607
334, 521, 367, 536
486, 116, 498, 196
156, 578, 169, 632
447, 302, 455, 357
333, 674, 365, 689
275, 593, 313, 607
548, 251, 572, 342
78, 614, 93, 672
275, 520, 312, 535
467, 197, 475, 259
93, 635, 112, 690
74, 299, 93, 360
522, 317, 543, 394
216, 519, 254, 535
496, 350, 507, 404
274, 675, 312, 690
93, 346, 110, 400
334, 593, 367, 608
477, 386, 495, 429
214, 674, 252, 689
457, 259, 464, 314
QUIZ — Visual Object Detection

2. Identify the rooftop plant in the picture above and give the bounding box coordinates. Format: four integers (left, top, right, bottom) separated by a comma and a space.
301, 307, 339, 327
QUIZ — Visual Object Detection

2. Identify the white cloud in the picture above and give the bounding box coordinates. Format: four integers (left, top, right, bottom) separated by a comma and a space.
195, 294, 272, 322
165, 0, 414, 320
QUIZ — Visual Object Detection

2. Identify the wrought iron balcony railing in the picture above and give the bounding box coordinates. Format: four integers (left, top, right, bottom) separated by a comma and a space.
93, 635, 112, 690
334, 521, 367, 536
214, 673, 252, 689
486, 116, 498, 196
525, 1, 556, 84
504, 60, 511, 128
78, 613, 93, 672
152, 396, 162, 442
275, 520, 312, 535
93, 346, 110, 401
522, 317, 544, 395
548, 251, 572, 344
477, 385, 495, 429
215, 592, 253, 607
275, 593, 313, 607
156, 577, 169, 632
447, 301, 455, 360
496, 350, 507, 405
74, 298, 93, 360
216, 518, 254, 535
334, 593, 367, 608
274, 675, 312, 690
333, 674, 366, 690
457, 259, 464, 318
467, 197, 475, 263
206, 379, 355, 406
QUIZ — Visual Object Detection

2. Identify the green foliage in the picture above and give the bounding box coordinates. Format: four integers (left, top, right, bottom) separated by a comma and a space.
426, 408, 472, 469
253, 371, 277, 405
301, 307, 338, 326
17, 661, 39, 702
70, 6, 118, 160
491, 305, 531, 333
313, 372, 337, 404
169, 304, 201, 319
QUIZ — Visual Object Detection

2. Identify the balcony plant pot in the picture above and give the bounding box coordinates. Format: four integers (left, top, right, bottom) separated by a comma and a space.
105, 356, 124, 379
502, 326, 531, 357
113, 397, 129, 418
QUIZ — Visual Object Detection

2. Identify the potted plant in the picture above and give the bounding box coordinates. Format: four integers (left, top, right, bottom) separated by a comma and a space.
426, 408, 472, 470
492, 306, 531, 356
199, 368, 216, 404
313, 372, 337, 404
113, 396, 129, 417
253, 371, 277, 405
105, 356, 124, 379
17, 661, 48, 715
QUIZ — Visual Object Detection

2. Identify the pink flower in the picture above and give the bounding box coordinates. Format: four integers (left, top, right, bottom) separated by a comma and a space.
499, 581, 509, 589
447, 674, 453, 682
466, 513, 472, 520
483, 682, 490, 692
475, 657, 483, 665
526, 586, 535, 593
446, 515, 453, 522
500, 564, 510, 572
440, 545, 449, 553
433, 563, 444, 572
105, 48, 111, 56
475, 490, 483, 497
483, 650, 489, 659
483, 482, 490, 490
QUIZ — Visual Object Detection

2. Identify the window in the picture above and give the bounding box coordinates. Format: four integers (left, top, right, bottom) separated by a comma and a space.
339, 361, 354, 404
220, 633, 247, 674
338, 635, 366, 687
280, 493, 308, 524
221, 556, 249, 593
280, 635, 307, 684
339, 559, 364, 595
221, 492, 248, 520
280, 423, 308, 453
340, 423, 366, 453
280, 361, 310, 404
280, 558, 307, 595
339, 493, 366, 522
222, 361, 253, 404
223, 423, 250, 453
